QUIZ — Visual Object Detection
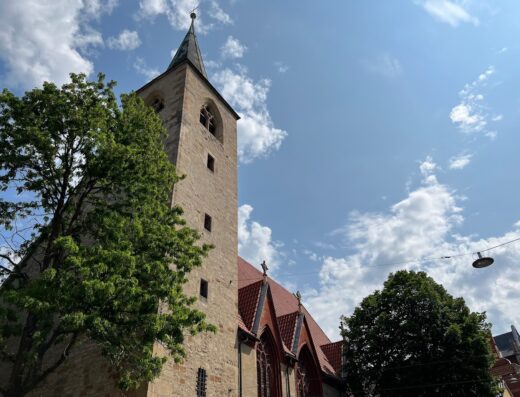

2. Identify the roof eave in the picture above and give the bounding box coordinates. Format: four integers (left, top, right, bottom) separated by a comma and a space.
135, 60, 240, 120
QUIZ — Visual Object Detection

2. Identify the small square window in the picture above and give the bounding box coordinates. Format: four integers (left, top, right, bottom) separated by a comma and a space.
207, 154, 215, 171
204, 214, 212, 232
200, 279, 208, 299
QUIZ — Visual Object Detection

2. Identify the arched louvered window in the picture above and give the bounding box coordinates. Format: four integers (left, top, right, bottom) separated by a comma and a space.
151, 97, 164, 113
199, 103, 223, 142
199, 104, 216, 134
256, 330, 279, 397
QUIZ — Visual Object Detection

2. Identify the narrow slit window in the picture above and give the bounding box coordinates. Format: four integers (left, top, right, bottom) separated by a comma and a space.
200, 279, 208, 299
207, 154, 215, 171
196, 368, 207, 397
204, 214, 212, 232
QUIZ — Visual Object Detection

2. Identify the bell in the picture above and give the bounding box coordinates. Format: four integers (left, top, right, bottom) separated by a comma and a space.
472, 252, 494, 269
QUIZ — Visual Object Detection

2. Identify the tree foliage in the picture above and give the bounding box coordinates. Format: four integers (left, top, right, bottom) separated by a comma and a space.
341, 270, 498, 397
0, 74, 214, 396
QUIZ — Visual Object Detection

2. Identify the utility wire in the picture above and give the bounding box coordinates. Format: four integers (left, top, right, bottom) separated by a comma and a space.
228, 235, 520, 284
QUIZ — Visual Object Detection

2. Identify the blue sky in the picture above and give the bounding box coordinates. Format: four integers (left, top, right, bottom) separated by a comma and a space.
1, 0, 520, 339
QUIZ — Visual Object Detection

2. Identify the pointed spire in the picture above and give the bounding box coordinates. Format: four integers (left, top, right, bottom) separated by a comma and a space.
167, 12, 207, 78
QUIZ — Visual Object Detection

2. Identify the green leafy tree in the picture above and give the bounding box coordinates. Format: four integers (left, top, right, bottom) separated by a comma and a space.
341, 270, 498, 397
0, 74, 214, 396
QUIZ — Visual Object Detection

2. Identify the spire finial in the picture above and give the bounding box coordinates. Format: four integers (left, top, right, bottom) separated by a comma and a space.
167, 4, 207, 77
261, 260, 268, 281
190, 4, 198, 22
295, 291, 302, 312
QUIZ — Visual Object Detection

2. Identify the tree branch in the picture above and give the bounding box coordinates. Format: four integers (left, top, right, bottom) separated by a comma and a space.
24, 332, 79, 394
0, 253, 18, 267
0, 264, 14, 274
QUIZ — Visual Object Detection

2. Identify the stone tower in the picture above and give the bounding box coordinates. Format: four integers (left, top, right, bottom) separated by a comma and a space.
136, 14, 240, 397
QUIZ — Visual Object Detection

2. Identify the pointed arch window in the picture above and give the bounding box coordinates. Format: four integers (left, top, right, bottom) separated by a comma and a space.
296, 345, 322, 397
256, 330, 280, 397
199, 104, 220, 140
151, 97, 164, 113
146, 94, 165, 113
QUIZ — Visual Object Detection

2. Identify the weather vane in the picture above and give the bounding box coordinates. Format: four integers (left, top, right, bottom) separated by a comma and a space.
190, 4, 199, 19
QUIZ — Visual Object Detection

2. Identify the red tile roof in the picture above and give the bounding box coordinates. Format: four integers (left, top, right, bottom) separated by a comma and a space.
238, 280, 262, 330
321, 341, 343, 374
237, 257, 343, 378
277, 311, 298, 351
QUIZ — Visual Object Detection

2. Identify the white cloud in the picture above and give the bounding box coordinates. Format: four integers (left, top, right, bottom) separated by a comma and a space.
238, 204, 282, 271
449, 153, 472, 169
133, 57, 160, 80
221, 36, 247, 59
137, 0, 168, 18
418, 0, 479, 27
305, 158, 520, 339
107, 29, 141, 51
205, 59, 221, 69
419, 155, 437, 177
83, 0, 119, 17
137, 0, 231, 33
362, 53, 402, 78
449, 103, 486, 132
275, 62, 290, 73
0, 0, 110, 89
213, 67, 287, 163
303, 249, 320, 262
207, 0, 232, 25
450, 66, 500, 136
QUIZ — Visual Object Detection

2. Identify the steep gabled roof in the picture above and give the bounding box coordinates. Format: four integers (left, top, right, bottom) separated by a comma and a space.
167, 15, 207, 78
277, 312, 298, 351
238, 280, 263, 330
237, 257, 343, 378
321, 341, 343, 374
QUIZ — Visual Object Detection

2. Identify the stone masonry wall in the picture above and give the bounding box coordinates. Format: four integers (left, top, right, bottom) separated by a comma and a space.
138, 63, 239, 397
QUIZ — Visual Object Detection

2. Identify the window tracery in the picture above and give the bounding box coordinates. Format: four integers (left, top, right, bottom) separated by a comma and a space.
296, 346, 321, 397
199, 104, 218, 137
256, 331, 277, 397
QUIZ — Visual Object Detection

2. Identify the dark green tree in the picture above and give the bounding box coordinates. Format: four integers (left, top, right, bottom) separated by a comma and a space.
0, 74, 214, 396
341, 270, 498, 397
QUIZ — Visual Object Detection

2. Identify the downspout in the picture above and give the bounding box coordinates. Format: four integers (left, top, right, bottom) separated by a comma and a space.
238, 342, 243, 397
285, 366, 291, 397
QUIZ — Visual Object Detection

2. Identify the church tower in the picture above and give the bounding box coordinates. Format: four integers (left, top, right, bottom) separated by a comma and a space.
137, 13, 240, 397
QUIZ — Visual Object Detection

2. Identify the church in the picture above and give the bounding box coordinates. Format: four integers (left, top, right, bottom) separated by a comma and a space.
22, 13, 345, 397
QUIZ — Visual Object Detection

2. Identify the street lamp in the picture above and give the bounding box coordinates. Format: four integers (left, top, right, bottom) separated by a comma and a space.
472, 252, 494, 269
